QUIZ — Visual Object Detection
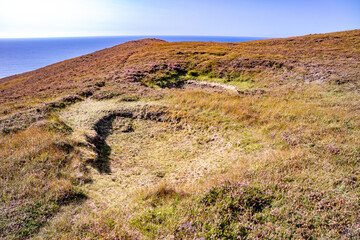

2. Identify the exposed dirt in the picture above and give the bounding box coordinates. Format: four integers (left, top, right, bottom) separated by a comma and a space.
180, 80, 237, 92
2, 30, 360, 239
178, 80, 267, 96
2, 30, 359, 118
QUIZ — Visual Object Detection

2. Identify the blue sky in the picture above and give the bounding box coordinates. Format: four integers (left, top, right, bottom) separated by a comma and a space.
0, 0, 359, 38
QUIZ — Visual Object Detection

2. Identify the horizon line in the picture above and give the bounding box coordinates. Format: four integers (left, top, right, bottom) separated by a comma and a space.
1, 28, 358, 40
0, 34, 271, 40
0, 29, 357, 40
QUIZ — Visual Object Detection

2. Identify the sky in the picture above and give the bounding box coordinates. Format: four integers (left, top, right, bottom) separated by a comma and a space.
0, 0, 359, 38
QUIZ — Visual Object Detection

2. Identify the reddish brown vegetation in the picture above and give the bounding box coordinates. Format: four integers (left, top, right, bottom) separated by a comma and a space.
1, 30, 359, 118
0, 30, 359, 239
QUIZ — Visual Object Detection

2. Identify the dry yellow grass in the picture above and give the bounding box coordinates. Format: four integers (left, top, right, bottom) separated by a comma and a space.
1, 30, 359, 239
0, 120, 84, 239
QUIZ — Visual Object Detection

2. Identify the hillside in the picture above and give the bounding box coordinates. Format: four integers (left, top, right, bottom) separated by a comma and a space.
1, 30, 360, 239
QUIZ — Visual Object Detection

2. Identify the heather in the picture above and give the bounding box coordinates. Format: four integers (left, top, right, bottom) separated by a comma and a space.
0, 30, 359, 239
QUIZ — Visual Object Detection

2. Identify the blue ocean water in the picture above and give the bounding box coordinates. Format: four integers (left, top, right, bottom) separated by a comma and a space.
0, 36, 265, 79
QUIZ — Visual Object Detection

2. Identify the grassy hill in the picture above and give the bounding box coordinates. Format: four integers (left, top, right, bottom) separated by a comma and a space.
1, 30, 360, 239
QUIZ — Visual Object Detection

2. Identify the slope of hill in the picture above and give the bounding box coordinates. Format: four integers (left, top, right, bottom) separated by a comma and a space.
1, 30, 359, 239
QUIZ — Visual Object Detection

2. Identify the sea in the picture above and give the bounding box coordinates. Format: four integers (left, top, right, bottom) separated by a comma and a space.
0, 36, 265, 79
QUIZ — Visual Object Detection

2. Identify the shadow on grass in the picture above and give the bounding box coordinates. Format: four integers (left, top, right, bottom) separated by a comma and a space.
89, 108, 167, 174
90, 112, 134, 174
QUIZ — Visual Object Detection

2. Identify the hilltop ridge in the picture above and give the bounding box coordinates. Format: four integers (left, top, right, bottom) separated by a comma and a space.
0, 30, 360, 239
1, 30, 359, 117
